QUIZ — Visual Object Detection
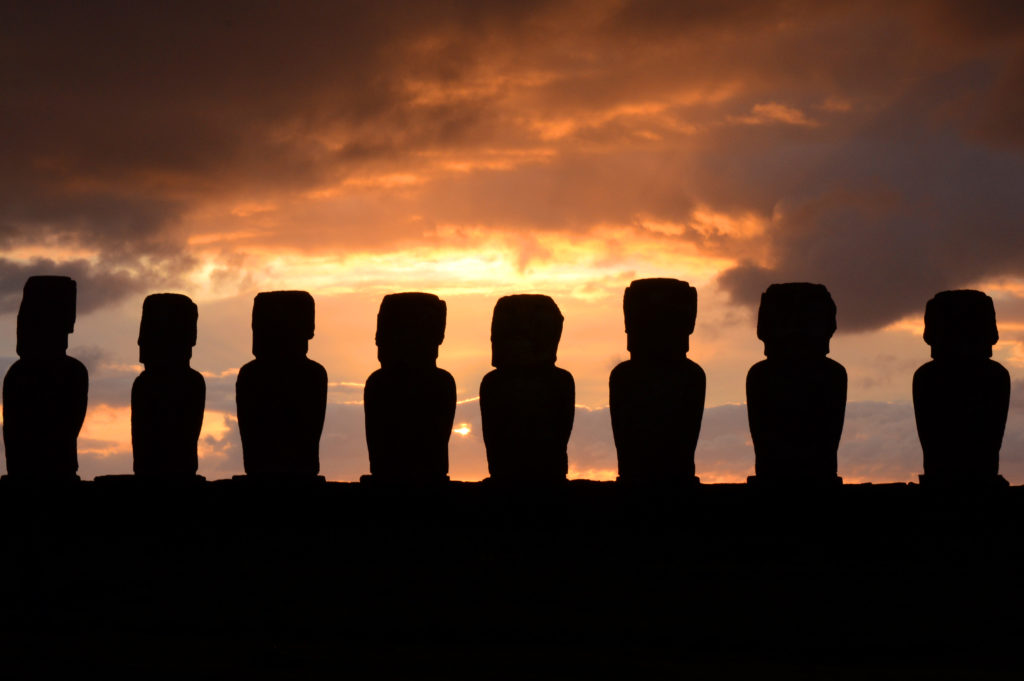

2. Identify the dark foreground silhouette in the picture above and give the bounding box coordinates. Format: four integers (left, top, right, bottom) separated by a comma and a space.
1, 278, 1022, 674
480, 295, 574, 482
132, 293, 205, 477
746, 283, 847, 484
236, 291, 327, 477
0, 480, 1020, 676
2, 276, 87, 479
364, 292, 456, 483
914, 290, 1010, 486
610, 278, 705, 483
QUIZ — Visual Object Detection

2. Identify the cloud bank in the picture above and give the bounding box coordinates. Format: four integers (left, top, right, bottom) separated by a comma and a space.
1, 1, 1021, 329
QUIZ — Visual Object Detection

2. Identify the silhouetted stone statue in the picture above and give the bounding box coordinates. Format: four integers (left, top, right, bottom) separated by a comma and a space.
2, 276, 88, 480
746, 283, 846, 485
480, 295, 574, 483
610, 279, 705, 484
131, 293, 205, 478
363, 292, 456, 483
913, 290, 1011, 486
236, 291, 327, 477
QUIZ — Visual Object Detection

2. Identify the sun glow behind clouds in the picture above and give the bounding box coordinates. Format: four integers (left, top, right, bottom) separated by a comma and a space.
182, 224, 737, 303
567, 464, 617, 482
78, 404, 130, 458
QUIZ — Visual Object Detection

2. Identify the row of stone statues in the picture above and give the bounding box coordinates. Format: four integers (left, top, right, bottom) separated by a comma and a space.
0, 275, 1012, 486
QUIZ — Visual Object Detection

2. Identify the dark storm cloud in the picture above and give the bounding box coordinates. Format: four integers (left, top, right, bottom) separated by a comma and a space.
717, 70, 1024, 330
0, 257, 167, 314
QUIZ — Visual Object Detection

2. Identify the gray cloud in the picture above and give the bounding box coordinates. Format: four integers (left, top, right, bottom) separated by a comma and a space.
0, 257, 181, 316
716, 86, 1024, 330
694, 404, 755, 481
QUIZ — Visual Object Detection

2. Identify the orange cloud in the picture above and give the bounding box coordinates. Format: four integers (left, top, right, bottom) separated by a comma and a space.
731, 102, 819, 126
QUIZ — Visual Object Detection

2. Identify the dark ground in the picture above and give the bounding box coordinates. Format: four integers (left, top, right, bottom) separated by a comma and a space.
1, 478, 1021, 677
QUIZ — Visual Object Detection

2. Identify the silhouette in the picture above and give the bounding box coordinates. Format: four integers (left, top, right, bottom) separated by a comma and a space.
363, 292, 456, 483
610, 278, 705, 483
131, 293, 205, 477
1, 479, 1023, 675
2, 275, 88, 479
480, 295, 574, 482
746, 283, 846, 484
236, 291, 327, 477
913, 290, 1011, 486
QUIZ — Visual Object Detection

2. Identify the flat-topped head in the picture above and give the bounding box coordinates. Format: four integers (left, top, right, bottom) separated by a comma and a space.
490, 294, 563, 368
251, 290, 315, 358
375, 292, 447, 367
623, 278, 697, 356
756, 283, 837, 358
138, 293, 198, 364
19, 275, 76, 331
17, 275, 77, 357
924, 290, 998, 359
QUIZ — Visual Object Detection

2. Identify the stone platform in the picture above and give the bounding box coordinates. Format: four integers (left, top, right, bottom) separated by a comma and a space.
0, 479, 1021, 676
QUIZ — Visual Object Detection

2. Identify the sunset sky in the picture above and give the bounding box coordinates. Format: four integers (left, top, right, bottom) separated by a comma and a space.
2, 1, 1023, 482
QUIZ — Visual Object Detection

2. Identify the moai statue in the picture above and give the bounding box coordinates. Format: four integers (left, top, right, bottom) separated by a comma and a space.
2, 276, 88, 479
131, 293, 205, 477
746, 283, 847, 484
913, 290, 1011, 486
480, 295, 574, 483
364, 292, 456, 483
236, 291, 327, 477
610, 278, 705, 483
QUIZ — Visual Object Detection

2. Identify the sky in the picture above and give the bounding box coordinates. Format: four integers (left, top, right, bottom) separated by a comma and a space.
2, 0, 1023, 482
